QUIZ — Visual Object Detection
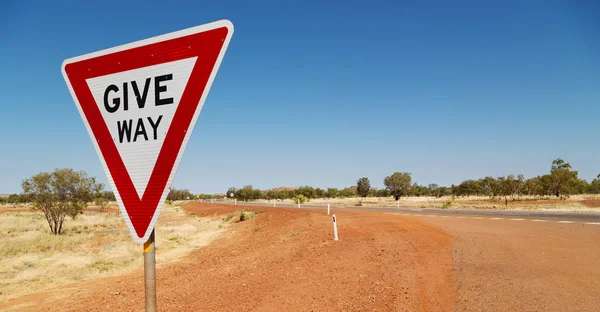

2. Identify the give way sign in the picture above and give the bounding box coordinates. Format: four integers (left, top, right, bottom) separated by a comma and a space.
62, 20, 234, 244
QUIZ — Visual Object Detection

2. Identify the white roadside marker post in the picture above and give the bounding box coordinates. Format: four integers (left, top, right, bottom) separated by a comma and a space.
273, 200, 276, 207
235, 199, 237, 205
397, 200, 400, 208
332, 215, 338, 241
327, 203, 330, 215
298, 199, 300, 208
211, 199, 214, 204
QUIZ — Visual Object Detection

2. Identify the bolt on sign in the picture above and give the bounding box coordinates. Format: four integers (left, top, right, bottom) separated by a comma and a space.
62, 20, 234, 244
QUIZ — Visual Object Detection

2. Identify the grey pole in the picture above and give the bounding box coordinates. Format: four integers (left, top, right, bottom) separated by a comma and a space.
144, 229, 157, 312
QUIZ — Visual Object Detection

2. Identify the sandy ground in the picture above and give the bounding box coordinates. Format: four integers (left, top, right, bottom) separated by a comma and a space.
0, 203, 454, 311
2, 203, 600, 311
405, 215, 600, 311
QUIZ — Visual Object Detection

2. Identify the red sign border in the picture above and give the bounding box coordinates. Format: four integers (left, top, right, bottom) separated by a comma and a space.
62, 20, 234, 243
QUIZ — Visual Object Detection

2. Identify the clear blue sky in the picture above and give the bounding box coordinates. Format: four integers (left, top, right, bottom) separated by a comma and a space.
1, 1, 598, 194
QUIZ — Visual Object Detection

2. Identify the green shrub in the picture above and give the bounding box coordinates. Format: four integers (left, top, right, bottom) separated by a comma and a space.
292, 194, 308, 204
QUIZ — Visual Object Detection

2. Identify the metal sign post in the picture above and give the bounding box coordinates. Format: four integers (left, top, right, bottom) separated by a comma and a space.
144, 230, 157, 312
63, 20, 234, 311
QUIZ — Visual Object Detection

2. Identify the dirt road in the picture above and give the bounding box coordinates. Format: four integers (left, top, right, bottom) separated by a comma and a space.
3, 203, 600, 311
1, 203, 454, 311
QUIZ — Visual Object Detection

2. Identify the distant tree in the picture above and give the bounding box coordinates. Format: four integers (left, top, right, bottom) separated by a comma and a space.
339, 187, 357, 198
588, 174, 600, 194
456, 180, 482, 197
550, 158, 578, 199
295, 186, 316, 199
226, 187, 236, 199
235, 185, 255, 201
93, 183, 110, 212
450, 184, 458, 196
384, 172, 412, 200
367, 187, 378, 197
411, 183, 431, 197
428, 184, 439, 190
569, 177, 589, 195
22, 169, 100, 235
167, 188, 193, 201
277, 189, 293, 199
502, 174, 522, 201
356, 177, 370, 198
264, 189, 279, 200
375, 188, 391, 197
228, 185, 264, 201
479, 176, 498, 198
515, 174, 525, 198
7, 194, 20, 204
432, 186, 450, 198
101, 191, 116, 201
253, 188, 264, 200
539, 174, 553, 196
522, 177, 539, 196
493, 175, 525, 204
325, 188, 339, 198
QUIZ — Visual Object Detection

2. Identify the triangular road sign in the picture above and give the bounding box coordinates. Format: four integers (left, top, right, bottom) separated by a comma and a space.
62, 20, 234, 244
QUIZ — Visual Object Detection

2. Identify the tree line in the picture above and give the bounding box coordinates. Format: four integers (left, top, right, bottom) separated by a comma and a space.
4, 158, 598, 235
224, 158, 599, 202
447, 158, 599, 200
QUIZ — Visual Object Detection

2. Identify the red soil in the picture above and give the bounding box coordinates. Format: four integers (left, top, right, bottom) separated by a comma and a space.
1, 203, 454, 311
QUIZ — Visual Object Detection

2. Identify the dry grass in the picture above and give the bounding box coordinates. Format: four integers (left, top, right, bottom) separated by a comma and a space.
0, 202, 225, 302
253, 194, 600, 212
0, 204, 31, 213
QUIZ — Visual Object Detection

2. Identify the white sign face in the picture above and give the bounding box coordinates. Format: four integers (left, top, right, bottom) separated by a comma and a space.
86, 57, 197, 198
62, 20, 234, 244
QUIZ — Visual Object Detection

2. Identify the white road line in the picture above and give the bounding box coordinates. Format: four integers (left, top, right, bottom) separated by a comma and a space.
395, 213, 598, 226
